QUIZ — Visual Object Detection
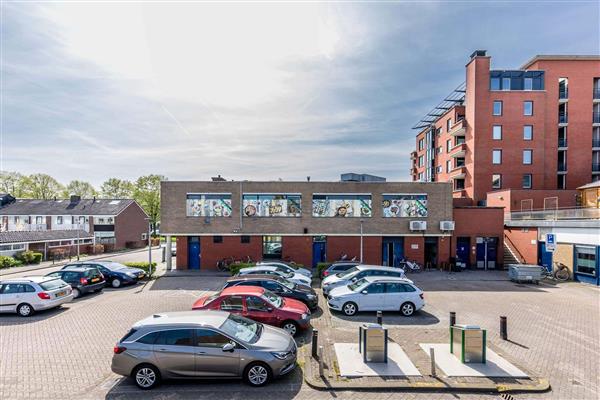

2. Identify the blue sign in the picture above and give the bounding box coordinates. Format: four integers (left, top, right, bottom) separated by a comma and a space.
546, 233, 556, 251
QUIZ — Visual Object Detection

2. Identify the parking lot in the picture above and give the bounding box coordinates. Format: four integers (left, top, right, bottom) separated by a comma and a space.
0, 267, 598, 400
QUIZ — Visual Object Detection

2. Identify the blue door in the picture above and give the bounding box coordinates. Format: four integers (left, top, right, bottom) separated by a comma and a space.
476, 237, 498, 269
188, 238, 200, 269
312, 241, 326, 268
456, 237, 470, 268
382, 238, 404, 267
538, 242, 553, 272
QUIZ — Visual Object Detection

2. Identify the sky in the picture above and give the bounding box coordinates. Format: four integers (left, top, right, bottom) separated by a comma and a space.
1, 0, 599, 186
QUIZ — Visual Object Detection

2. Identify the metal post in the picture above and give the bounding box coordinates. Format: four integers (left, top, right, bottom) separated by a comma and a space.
76, 225, 80, 261
148, 222, 152, 277
450, 311, 456, 327
162, 246, 166, 263
318, 346, 324, 377
430, 347, 437, 377
376, 310, 383, 325
500, 316, 508, 340
484, 239, 488, 271
311, 329, 319, 358
359, 219, 364, 263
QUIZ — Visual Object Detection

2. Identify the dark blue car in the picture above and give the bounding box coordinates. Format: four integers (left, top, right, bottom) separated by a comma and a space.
62, 261, 145, 288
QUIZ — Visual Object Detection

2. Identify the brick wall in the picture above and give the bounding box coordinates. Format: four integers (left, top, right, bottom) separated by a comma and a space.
282, 236, 313, 268
176, 236, 188, 269
453, 206, 505, 266
505, 227, 538, 264
200, 235, 262, 270
114, 202, 148, 249
404, 236, 425, 264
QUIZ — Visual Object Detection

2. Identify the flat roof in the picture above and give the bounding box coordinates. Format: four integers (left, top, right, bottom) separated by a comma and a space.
521, 55, 600, 69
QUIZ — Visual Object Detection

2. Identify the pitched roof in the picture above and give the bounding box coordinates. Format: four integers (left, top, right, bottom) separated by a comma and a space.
0, 230, 93, 244
0, 198, 137, 216
578, 181, 600, 190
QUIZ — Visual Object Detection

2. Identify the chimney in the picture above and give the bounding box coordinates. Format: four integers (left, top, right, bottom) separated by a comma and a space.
70, 195, 81, 203
470, 50, 487, 59
211, 175, 226, 182
307, 176, 311, 182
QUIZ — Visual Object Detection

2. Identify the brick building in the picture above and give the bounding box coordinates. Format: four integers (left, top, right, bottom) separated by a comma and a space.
160, 180, 504, 271
411, 51, 600, 205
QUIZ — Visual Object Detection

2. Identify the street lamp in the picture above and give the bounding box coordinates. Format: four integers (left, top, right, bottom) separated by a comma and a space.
359, 218, 364, 263
145, 218, 152, 277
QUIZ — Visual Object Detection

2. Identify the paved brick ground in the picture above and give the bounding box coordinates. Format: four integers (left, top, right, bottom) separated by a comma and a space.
0, 270, 597, 400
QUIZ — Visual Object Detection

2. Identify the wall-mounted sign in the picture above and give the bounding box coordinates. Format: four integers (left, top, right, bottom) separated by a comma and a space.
186, 194, 232, 217
546, 233, 556, 252
411, 244, 419, 249
312, 194, 372, 218
382, 194, 428, 217
242, 194, 301, 217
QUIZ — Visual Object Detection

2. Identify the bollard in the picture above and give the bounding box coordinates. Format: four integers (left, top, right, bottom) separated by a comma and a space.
500, 316, 508, 340
430, 347, 437, 377
376, 310, 383, 325
449, 311, 456, 327
311, 329, 319, 358
318, 346, 324, 377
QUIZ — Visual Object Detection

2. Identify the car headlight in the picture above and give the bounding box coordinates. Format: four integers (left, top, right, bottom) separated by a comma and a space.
329, 297, 339, 302
271, 351, 291, 360
126, 272, 137, 278
301, 313, 308, 319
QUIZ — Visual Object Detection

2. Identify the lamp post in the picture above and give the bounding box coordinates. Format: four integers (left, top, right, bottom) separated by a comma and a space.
359, 218, 364, 263
145, 217, 152, 277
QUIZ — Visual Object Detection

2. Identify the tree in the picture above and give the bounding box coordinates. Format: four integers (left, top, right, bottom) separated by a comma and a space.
133, 175, 164, 235
64, 180, 98, 198
100, 178, 134, 199
26, 174, 64, 200
0, 171, 31, 197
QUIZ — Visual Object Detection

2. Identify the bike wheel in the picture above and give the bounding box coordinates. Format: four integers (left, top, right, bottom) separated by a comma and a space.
554, 268, 570, 281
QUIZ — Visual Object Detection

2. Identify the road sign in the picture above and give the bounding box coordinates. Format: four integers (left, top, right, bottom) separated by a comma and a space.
546, 233, 556, 252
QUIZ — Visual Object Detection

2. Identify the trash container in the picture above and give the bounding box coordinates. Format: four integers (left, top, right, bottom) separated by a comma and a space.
359, 323, 388, 363
450, 324, 486, 363
507, 264, 542, 283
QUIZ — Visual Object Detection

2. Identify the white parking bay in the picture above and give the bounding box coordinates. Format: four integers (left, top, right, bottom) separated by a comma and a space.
334, 343, 421, 377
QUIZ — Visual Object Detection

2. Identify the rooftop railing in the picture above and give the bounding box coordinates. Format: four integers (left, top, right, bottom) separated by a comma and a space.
505, 207, 600, 221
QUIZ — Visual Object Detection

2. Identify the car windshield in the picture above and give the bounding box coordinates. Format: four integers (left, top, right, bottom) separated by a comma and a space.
39, 279, 68, 291
107, 262, 128, 270
279, 279, 295, 290
219, 314, 262, 344
204, 292, 221, 305
275, 266, 289, 273
261, 290, 283, 308
348, 278, 369, 292
338, 267, 358, 278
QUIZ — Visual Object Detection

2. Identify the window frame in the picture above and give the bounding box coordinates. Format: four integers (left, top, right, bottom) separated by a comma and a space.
522, 174, 532, 189
523, 101, 534, 116
492, 174, 502, 189
492, 149, 502, 165
493, 101, 503, 116
523, 149, 533, 165
492, 125, 502, 140
523, 125, 533, 141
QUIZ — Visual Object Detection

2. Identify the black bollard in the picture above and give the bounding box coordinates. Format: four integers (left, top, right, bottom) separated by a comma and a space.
376, 310, 383, 325
500, 316, 508, 340
311, 329, 319, 358
450, 311, 456, 327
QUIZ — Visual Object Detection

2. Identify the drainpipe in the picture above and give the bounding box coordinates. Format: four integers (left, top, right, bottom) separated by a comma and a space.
239, 181, 243, 231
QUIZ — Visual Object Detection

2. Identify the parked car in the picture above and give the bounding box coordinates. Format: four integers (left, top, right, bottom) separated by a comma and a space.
237, 266, 312, 287
111, 310, 297, 389
327, 276, 424, 316
45, 266, 105, 298
223, 274, 318, 310
256, 260, 312, 278
320, 261, 360, 278
0, 276, 74, 317
63, 261, 145, 288
321, 264, 410, 295
192, 286, 310, 336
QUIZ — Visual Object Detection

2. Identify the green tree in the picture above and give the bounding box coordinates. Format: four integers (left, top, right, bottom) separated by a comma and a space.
100, 178, 134, 198
133, 175, 164, 235
64, 180, 98, 198
0, 171, 31, 197
26, 174, 64, 199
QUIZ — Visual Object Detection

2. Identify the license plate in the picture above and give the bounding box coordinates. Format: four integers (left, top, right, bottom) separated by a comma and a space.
91, 278, 100, 283
56, 291, 66, 297
138, 273, 145, 278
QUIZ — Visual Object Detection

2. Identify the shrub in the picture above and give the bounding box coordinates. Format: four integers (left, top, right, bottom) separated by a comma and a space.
15, 250, 43, 265
0, 256, 23, 269
90, 244, 104, 254
124, 262, 158, 278
229, 262, 255, 276
317, 262, 331, 278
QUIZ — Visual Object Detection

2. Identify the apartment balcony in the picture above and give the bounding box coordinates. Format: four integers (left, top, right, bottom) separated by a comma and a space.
593, 163, 600, 174
558, 138, 568, 148
558, 88, 568, 101
449, 143, 467, 158
52, 224, 90, 232
449, 166, 467, 179
594, 88, 600, 102
5, 224, 47, 232
593, 138, 600, 149
558, 113, 568, 125
448, 119, 466, 137
594, 112, 600, 126
557, 163, 568, 173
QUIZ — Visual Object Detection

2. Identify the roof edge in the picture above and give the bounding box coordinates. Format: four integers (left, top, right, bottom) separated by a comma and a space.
520, 54, 600, 69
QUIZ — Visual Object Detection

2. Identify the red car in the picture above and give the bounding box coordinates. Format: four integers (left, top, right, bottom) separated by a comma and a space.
192, 286, 310, 336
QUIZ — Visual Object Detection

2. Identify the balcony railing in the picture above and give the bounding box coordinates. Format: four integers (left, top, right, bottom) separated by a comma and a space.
558, 113, 568, 124
593, 163, 600, 172
558, 88, 568, 99
558, 138, 568, 147
505, 207, 600, 222
594, 112, 600, 124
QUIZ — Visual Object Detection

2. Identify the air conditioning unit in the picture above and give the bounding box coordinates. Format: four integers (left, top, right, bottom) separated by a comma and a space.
141, 233, 148, 241
440, 221, 455, 231
409, 221, 427, 231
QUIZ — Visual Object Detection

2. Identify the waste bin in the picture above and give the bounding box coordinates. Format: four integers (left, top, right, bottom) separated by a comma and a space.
359, 323, 388, 363
450, 324, 486, 363
507, 264, 542, 283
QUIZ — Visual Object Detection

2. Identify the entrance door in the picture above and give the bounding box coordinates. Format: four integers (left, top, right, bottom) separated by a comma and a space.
382, 238, 404, 267
476, 237, 497, 269
188, 238, 200, 269
456, 237, 470, 268
538, 242, 553, 272
312, 239, 326, 268
424, 237, 438, 268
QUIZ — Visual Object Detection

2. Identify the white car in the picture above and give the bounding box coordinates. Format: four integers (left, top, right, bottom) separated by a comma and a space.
238, 266, 312, 287
327, 276, 424, 316
0, 276, 74, 317
321, 264, 409, 295
257, 261, 312, 278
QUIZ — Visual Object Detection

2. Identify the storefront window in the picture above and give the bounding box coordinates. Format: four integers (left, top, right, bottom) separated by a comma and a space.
186, 194, 232, 217
312, 194, 372, 218
382, 194, 428, 217
242, 194, 301, 217
263, 236, 282, 259
575, 246, 597, 276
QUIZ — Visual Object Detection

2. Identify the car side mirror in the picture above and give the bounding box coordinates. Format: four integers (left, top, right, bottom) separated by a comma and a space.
361, 290, 368, 295
222, 342, 235, 352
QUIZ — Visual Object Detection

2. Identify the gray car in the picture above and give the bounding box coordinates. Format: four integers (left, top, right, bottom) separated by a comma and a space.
111, 310, 297, 389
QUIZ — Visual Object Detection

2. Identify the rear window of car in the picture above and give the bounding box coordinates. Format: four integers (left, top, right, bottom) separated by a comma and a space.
136, 331, 160, 345
39, 279, 67, 291
120, 328, 138, 342
85, 269, 102, 278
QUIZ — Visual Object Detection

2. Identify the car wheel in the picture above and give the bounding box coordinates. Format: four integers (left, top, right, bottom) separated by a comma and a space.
282, 320, 298, 336
244, 362, 272, 387
133, 364, 160, 390
400, 302, 415, 316
72, 288, 81, 299
17, 303, 34, 317
111, 279, 122, 288
342, 302, 358, 316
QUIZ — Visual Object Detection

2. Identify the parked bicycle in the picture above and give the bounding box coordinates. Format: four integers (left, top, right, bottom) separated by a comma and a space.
541, 262, 570, 281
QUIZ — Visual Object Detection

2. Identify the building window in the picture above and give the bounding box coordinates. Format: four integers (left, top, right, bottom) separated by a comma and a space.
524, 101, 533, 116
454, 179, 465, 190
492, 174, 502, 189
493, 101, 502, 116
502, 77, 511, 91
241, 235, 250, 244
524, 77, 533, 91
242, 194, 301, 217
418, 172, 424, 181
382, 194, 428, 218
56, 216, 63, 225
557, 174, 566, 189
492, 125, 502, 140
436, 165, 443, 174
522, 174, 532, 189
446, 139, 452, 152
186, 194, 232, 217
437, 146, 443, 155
35, 216, 43, 225
446, 160, 452, 173
418, 138, 424, 150
492, 150, 502, 164
418, 155, 424, 167
213, 236, 223, 244
312, 194, 372, 218
523, 125, 533, 140
575, 246, 596, 277
262, 236, 282, 259
490, 77, 501, 90
436, 128, 441, 136
446, 118, 452, 132
558, 77, 568, 99
455, 157, 465, 167
523, 149, 533, 164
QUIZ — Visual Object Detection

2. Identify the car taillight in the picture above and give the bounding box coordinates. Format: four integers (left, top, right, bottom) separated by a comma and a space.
113, 346, 126, 354
419, 293, 424, 299
323, 271, 329, 277
37, 292, 51, 300
80, 277, 88, 284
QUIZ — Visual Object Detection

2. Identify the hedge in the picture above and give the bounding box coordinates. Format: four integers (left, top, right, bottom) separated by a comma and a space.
124, 262, 158, 278
316, 262, 331, 278
0, 256, 23, 269
228, 262, 255, 276
15, 250, 43, 265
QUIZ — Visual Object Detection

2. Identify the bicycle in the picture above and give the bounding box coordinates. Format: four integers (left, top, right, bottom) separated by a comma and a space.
216, 256, 235, 272
541, 262, 570, 282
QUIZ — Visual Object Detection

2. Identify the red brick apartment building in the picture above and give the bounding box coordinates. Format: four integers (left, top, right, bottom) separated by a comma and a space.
411, 50, 600, 205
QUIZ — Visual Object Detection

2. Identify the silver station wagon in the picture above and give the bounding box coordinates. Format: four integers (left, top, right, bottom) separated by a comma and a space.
111, 310, 297, 389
